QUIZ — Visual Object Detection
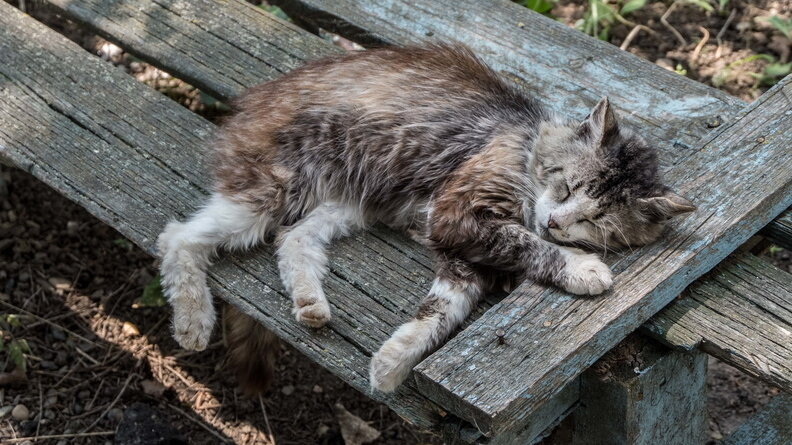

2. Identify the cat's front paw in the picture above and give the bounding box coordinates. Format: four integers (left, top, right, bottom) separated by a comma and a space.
559, 248, 613, 295
293, 290, 331, 328
370, 340, 414, 393
172, 300, 215, 351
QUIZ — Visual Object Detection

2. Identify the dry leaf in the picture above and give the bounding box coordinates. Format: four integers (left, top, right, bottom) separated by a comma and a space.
334, 403, 380, 445
122, 321, 140, 337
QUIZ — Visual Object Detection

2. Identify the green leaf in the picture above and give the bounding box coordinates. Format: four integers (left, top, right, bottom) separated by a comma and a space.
763, 16, 792, 40
258, 3, 291, 22
684, 0, 714, 12
135, 275, 167, 308
764, 62, 792, 78
5, 314, 20, 328
620, 0, 646, 16
8, 340, 26, 371
113, 238, 133, 251
521, 0, 555, 14
718, 0, 729, 12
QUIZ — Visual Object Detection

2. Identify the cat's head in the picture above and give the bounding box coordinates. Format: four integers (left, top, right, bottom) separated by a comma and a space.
530, 97, 695, 250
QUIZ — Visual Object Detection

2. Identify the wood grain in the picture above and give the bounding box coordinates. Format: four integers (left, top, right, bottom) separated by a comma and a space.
762, 208, 792, 250
413, 76, 792, 435
48, 0, 340, 101
645, 253, 792, 393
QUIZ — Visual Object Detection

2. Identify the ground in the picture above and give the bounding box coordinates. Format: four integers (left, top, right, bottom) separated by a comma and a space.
0, 0, 789, 444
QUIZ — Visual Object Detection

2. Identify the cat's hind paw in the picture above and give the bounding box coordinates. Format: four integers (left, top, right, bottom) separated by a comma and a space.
369, 337, 416, 393
172, 299, 216, 351
559, 248, 613, 296
293, 292, 331, 328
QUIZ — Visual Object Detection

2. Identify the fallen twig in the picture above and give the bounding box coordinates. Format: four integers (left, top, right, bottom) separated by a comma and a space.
690, 26, 710, 69
4, 431, 115, 443
716, 9, 737, 59
661, 1, 687, 46
166, 402, 232, 443
81, 371, 138, 433
620, 25, 653, 51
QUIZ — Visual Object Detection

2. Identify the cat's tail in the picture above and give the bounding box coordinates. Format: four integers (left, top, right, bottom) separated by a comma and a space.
157, 192, 274, 351
224, 304, 280, 393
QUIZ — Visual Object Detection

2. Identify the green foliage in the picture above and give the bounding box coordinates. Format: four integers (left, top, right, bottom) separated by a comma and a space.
674, 64, 688, 76
0, 315, 30, 372
574, 0, 644, 41
519, 0, 557, 15
135, 275, 167, 308
259, 2, 291, 22
717, 0, 729, 14
113, 238, 134, 251
762, 15, 792, 40
713, 54, 790, 89
620, 0, 646, 16
682, 0, 714, 12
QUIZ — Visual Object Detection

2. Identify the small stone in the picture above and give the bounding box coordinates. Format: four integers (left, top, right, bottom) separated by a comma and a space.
108, 408, 124, 423
48, 277, 72, 293
122, 321, 140, 337
44, 395, 58, 408
72, 402, 83, 415
0, 405, 12, 418
44, 409, 55, 420
281, 385, 295, 396
655, 58, 675, 71
140, 379, 167, 397
317, 424, 330, 436
11, 404, 29, 421
50, 326, 66, 342
312, 385, 323, 394
66, 221, 79, 235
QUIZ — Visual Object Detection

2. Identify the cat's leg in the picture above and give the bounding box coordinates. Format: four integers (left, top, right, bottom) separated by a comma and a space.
276, 202, 363, 328
157, 193, 273, 350
458, 221, 612, 296
370, 256, 483, 392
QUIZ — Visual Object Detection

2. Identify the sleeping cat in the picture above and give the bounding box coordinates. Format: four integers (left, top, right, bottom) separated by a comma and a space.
157, 43, 695, 393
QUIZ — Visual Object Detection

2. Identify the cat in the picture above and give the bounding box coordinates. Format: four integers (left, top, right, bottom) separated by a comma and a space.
157, 43, 695, 393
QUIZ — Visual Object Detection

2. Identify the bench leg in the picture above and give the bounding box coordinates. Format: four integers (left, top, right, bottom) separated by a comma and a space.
562, 335, 708, 445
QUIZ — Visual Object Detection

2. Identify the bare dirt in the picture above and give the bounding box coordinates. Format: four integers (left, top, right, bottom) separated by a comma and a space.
1, 0, 789, 444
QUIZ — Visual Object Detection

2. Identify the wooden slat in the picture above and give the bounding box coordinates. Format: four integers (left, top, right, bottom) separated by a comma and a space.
761, 208, 792, 250
271, 0, 744, 169
0, 2, 444, 428
414, 77, 792, 435
48, 0, 339, 101
722, 394, 792, 445
645, 253, 792, 393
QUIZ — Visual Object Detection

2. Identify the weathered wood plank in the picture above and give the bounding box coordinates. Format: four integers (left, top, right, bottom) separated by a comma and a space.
645, 253, 792, 393
271, 0, 744, 168
722, 394, 792, 445
47, 0, 339, 101
569, 336, 708, 445
412, 76, 792, 435
0, 3, 443, 427
761, 208, 792, 250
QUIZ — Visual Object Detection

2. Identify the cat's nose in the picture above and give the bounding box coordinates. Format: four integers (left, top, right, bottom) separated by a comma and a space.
547, 217, 559, 229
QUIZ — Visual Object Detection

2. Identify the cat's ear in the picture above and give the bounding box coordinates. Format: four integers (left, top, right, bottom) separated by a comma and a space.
638, 190, 696, 222
578, 97, 618, 149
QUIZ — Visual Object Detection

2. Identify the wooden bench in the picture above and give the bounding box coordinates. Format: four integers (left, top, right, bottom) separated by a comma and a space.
1, 0, 789, 442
